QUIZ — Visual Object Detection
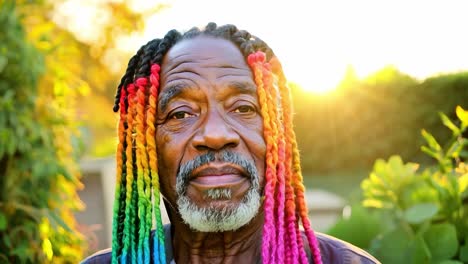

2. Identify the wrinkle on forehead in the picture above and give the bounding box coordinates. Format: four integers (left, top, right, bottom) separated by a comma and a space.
156, 36, 257, 114
158, 37, 254, 110
160, 36, 248, 77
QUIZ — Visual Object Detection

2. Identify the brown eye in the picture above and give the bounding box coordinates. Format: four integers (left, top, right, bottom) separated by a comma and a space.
234, 105, 255, 113
170, 111, 194, 120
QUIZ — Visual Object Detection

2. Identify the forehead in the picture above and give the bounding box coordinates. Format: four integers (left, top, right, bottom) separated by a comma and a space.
160, 36, 251, 82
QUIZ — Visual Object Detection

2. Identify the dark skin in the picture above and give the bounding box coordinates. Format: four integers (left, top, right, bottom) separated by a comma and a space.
155, 36, 267, 263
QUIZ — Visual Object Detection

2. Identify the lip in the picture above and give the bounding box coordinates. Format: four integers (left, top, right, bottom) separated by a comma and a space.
189, 164, 247, 188
191, 164, 245, 178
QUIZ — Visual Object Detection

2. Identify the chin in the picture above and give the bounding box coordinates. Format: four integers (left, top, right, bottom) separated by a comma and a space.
176, 189, 261, 232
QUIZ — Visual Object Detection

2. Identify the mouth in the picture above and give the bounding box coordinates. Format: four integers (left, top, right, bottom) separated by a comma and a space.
189, 164, 248, 188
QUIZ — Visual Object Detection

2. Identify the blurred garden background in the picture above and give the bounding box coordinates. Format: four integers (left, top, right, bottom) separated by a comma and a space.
1, 0, 467, 263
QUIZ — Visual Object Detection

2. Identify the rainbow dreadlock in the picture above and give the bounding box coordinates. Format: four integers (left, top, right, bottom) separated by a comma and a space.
111, 22, 322, 264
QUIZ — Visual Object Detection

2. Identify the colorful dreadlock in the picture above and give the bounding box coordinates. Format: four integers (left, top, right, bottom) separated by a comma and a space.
111, 22, 322, 264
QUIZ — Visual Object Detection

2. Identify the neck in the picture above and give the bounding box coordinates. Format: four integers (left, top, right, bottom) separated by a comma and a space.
170, 212, 264, 264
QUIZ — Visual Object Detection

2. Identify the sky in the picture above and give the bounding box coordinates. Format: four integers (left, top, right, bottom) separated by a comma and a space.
57, 0, 468, 93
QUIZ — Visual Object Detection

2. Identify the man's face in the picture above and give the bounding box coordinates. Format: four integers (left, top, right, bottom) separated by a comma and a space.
156, 36, 266, 232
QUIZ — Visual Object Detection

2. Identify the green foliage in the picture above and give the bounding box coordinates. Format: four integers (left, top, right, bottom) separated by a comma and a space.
34, 0, 157, 158
327, 204, 383, 249
0, 1, 85, 262
359, 106, 468, 263
293, 66, 468, 173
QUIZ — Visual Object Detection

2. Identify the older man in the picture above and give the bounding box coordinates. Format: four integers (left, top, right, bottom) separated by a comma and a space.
82, 23, 380, 264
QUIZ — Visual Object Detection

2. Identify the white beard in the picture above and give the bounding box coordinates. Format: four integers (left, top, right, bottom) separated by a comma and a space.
174, 150, 262, 232
176, 187, 261, 232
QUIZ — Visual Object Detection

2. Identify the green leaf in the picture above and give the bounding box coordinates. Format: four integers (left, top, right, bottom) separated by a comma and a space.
47, 210, 72, 232
428, 174, 454, 204
0, 55, 7, 73
363, 199, 393, 209
460, 174, 468, 194
370, 226, 413, 264
408, 234, 431, 264
439, 112, 461, 136
42, 238, 53, 260
6, 137, 16, 156
0, 212, 7, 231
434, 261, 463, 264
327, 204, 382, 249
421, 145, 440, 160
423, 223, 458, 261
460, 242, 468, 262
460, 150, 468, 158
446, 139, 467, 159
416, 221, 431, 236
456, 105, 468, 129
421, 129, 441, 152
447, 173, 459, 195
404, 203, 438, 224
368, 171, 389, 189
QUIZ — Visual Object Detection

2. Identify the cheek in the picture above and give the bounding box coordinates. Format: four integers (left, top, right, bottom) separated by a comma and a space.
254, 120, 267, 188
244, 122, 266, 187
156, 129, 180, 200
254, 140, 266, 188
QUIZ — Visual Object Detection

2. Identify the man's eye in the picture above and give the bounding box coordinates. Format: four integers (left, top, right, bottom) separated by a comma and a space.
169, 111, 194, 120
234, 105, 255, 113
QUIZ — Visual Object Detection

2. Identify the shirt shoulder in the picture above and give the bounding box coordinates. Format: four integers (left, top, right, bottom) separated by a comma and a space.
80, 224, 173, 264
80, 227, 381, 264
315, 232, 381, 264
80, 248, 112, 264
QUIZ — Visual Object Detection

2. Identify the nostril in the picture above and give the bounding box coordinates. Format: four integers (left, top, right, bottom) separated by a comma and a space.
195, 145, 211, 152
192, 127, 240, 151
225, 142, 238, 148
194, 139, 239, 152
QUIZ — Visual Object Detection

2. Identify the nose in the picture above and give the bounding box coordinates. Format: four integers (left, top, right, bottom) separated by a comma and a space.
192, 110, 240, 151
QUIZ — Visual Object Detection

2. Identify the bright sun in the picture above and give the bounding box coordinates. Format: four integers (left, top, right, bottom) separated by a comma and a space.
283, 61, 346, 94
112, 0, 468, 94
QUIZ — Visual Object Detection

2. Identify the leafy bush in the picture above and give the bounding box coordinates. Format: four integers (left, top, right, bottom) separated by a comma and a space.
360, 106, 468, 263
292, 67, 468, 173
327, 203, 383, 249
0, 2, 85, 263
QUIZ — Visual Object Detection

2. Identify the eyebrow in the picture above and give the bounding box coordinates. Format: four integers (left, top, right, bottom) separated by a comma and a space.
158, 83, 195, 112
228, 81, 257, 95
157, 81, 258, 112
